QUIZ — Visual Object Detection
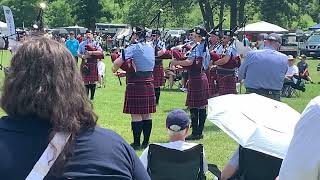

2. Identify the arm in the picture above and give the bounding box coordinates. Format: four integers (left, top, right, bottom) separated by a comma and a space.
239, 52, 254, 80
112, 57, 125, 73
171, 59, 193, 67
214, 55, 231, 65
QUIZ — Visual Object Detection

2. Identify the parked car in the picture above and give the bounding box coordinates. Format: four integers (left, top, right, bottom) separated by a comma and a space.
280, 33, 299, 57
165, 29, 186, 39
300, 32, 320, 58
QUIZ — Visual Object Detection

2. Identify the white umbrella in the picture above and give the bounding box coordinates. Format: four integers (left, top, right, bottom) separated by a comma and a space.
207, 93, 300, 159
237, 21, 288, 33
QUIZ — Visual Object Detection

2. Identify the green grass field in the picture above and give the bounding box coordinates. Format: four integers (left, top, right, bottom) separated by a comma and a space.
0, 51, 319, 175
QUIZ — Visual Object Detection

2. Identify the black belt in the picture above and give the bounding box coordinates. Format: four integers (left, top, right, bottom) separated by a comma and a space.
216, 68, 235, 75
246, 88, 280, 95
127, 71, 153, 77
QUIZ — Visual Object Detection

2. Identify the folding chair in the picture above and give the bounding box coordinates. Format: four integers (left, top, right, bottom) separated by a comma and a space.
163, 70, 182, 90
147, 144, 221, 180
230, 146, 282, 180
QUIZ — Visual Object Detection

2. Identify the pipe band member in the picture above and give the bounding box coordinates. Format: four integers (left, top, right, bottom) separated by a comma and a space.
171, 27, 210, 140
152, 29, 166, 105
113, 27, 156, 150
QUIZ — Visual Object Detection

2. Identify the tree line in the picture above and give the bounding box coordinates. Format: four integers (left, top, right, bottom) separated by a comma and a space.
0, 0, 318, 31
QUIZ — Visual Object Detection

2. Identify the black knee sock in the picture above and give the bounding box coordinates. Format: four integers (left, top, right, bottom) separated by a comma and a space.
190, 108, 199, 135
155, 87, 161, 105
131, 121, 143, 146
85, 84, 90, 96
142, 120, 152, 145
90, 84, 96, 100
198, 109, 207, 136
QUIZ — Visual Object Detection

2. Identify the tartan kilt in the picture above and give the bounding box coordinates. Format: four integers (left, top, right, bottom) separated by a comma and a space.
186, 73, 209, 108
81, 62, 98, 84
211, 67, 219, 97
123, 75, 156, 114
205, 70, 214, 98
217, 74, 237, 95
153, 64, 164, 87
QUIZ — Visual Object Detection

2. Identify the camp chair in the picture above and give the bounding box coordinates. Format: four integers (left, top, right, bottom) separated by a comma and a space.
229, 146, 282, 180
147, 144, 221, 180
163, 69, 182, 90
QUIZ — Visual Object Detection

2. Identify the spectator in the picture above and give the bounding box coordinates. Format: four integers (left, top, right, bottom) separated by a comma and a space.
279, 96, 320, 180
65, 31, 80, 63
297, 54, 314, 83
139, 109, 208, 172
239, 33, 288, 101
0, 37, 149, 180
285, 55, 299, 79
76, 34, 83, 43
97, 59, 106, 88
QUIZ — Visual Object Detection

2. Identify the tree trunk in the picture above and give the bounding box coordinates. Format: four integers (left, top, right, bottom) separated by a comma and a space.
238, 0, 246, 27
229, 0, 238, 30
219, 0, 225, 32
198, 0, 214, 31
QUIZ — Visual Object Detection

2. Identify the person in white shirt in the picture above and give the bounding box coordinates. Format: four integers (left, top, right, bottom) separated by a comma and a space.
97, 59, 105, 88
139, 109, 208, 172
278, 96, 320, 180
285, 55, 299, 79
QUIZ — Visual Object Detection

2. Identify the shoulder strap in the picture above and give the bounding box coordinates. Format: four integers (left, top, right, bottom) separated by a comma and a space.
25, 132, 71, 180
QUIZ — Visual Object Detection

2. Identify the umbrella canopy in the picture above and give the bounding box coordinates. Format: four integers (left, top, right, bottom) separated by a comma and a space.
63, 25, 87, 34
237, 21, 288, 33
309, 24, 320, 31
207, 93, 300, 159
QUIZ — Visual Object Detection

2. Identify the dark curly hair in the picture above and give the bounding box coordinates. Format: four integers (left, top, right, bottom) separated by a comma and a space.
1, 37, 98, 176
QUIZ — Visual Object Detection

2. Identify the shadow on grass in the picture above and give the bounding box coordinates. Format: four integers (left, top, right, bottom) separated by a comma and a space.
161, 88, 184, 92
204, 124, 221, 132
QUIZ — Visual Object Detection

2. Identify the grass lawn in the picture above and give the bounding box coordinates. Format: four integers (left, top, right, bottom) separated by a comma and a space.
0, 50, 319, 176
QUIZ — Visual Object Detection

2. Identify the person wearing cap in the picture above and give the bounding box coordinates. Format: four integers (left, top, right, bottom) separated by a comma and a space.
78, 30, 104, 100
239, 33, 288, 101
297, 54, 314, 83
113, 26, 156, 150
208, 29, 222, 97
65, 31, 80, 63
139, 109, 208, 172
151, 29, 166, 105
285, 55, 299, 80
171, 27, 209, 140
212, 29, 240, 96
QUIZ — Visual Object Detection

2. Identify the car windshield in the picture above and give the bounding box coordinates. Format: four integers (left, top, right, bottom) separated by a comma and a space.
307, 35, 320, 43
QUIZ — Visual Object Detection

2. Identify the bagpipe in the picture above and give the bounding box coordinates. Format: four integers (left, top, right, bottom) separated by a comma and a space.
85, 44, 104, 59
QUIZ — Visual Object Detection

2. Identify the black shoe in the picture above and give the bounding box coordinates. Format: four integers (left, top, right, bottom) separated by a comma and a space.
198, 134, 204, 139
186, 134, 199, 141
130, 143, 141, 150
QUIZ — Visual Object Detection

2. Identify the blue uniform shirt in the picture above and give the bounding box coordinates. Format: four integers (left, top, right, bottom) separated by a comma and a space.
239, 46, 288, 91
65, 38, 79, 57
123, 42, 155, 72
188, 42, 210, 70
78, 39, 102, 55
153, 39, 166, 51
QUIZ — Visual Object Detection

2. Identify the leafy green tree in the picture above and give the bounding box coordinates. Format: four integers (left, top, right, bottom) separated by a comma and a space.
44, 0, 74, 27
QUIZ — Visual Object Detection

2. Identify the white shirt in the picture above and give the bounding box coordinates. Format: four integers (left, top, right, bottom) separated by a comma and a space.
140, 140, 208, 172
97, 61, 105, 76
279, 96, 320, 180
286, 65, 298, 77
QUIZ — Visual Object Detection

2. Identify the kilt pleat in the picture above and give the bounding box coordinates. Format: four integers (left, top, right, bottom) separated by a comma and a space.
81, 59, 98, 84
153, 64, 164, 87
186, 73, 209, 108
217, 74, 237, 95
123, 76, 156, 114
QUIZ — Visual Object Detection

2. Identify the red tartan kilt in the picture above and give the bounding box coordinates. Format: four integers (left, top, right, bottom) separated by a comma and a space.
153, 64, 164, 87
81, 62, 98, 84
186, 73, 209, 108
217, 74, 237, 95
205, 70, 214, 98
123, 75, 156, 114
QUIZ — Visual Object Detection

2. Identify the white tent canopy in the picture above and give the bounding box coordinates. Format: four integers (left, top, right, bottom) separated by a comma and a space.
237, 21, 288, 33
0, 21, 8, 36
